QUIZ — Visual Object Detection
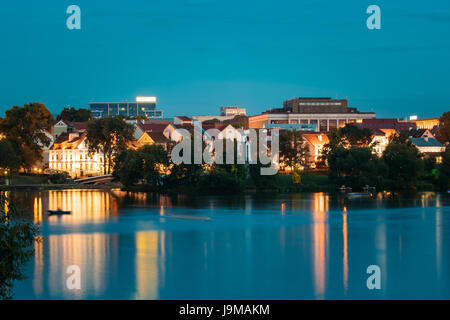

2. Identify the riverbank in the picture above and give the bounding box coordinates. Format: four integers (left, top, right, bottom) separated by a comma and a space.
0, 183, 122, 191
0, 173, 439, 193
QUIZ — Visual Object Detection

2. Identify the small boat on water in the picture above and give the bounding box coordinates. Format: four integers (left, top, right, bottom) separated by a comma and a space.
48, 209, 71, 216
166, 214, 212, 221
346, 192, 372, 199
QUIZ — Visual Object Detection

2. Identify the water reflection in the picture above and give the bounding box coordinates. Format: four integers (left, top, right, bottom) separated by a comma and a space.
9, 190, 450, 299
312, 193, 328, 299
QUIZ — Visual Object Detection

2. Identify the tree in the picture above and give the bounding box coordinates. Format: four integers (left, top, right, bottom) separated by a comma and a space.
113, 149, 143, 187
340, 124, 373, 147
223, 115, 249, 129
279, 130, 309, 173
165, 136, 204, 188
322, 125, 373, 163
0, 103, 53, 170
327, 146, 386, 190
139, 144, 169, 186
57, 107, 92, 122
0, 194, 39, 299
437, 147, 450, 190
437, 111, 450, 144
0, 138, 21, 176
86, 117, 135, 174
382, 138, 424, 190
113, 144, 170, 188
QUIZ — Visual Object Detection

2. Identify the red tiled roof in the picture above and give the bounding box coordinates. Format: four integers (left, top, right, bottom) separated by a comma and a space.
173, 124, 195, 130
146, 131, 169, 143
68, 122, 87, 131
175, 116, 191, 121
202, 123, 226, 131
136, 122, 169, 133
54, 132, 69, 144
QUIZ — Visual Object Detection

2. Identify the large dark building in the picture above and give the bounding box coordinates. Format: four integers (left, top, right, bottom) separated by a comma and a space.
249, 97, 376, 132
282, 97, 354, 114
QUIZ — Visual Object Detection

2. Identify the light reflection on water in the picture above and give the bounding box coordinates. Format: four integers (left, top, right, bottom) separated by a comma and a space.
8, 189, 450, 299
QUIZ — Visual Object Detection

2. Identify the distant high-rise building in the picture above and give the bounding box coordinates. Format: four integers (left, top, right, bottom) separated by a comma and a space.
89, 97, 163, 119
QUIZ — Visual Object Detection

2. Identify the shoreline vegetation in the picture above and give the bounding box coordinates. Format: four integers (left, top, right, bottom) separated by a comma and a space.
0, 170, 443, 194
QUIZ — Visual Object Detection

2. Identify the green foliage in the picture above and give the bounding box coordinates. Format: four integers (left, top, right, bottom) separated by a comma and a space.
222, 115, 248, 129
340, 124, 373, 147
382, 138, 424, 190
113, 144, 169, 188
57, 107, 92, 122
322, 124, 373, 161
140, 144, 169, 186
437, 147, 450, 190
279, 130, 309, 172
113, 150, 142, 187
0, 194, 39, 300
199, 166, 245, 193
86, 117, 135, 174
0, 103, 53, 170
0, 138, 21, 175
327, 146, 386, 190
437, 111, 450, 144
48, 173, 69, 184
248, 162, 278, 189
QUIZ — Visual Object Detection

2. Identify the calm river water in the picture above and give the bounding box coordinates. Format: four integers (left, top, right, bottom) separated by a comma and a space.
7, 189, 450, 299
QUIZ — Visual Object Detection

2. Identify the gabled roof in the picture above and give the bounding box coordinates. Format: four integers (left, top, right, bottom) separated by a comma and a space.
379, 129, 398, 137
53, 120, 69, 126
407, 129, 431, 138
51, 133, 86, 150
146, 131, 169, 143
136, 122, 169, 133
175, 116, 192, 121
68, 122, 88, 131
54, 132, 69, 144
409, 137, 444, 147
302, 133, 329, 146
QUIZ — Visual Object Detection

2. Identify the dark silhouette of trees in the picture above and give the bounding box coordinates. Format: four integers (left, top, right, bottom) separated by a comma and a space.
437, 111, 450, 144
57, 107, 92, 122
0, 194, 39, 299
0, 103, 53, 171
86, 117, 135, 174
382, 137, 424, 190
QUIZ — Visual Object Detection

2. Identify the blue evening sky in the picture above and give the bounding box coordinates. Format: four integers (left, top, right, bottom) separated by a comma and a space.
0, 0, 449, 118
